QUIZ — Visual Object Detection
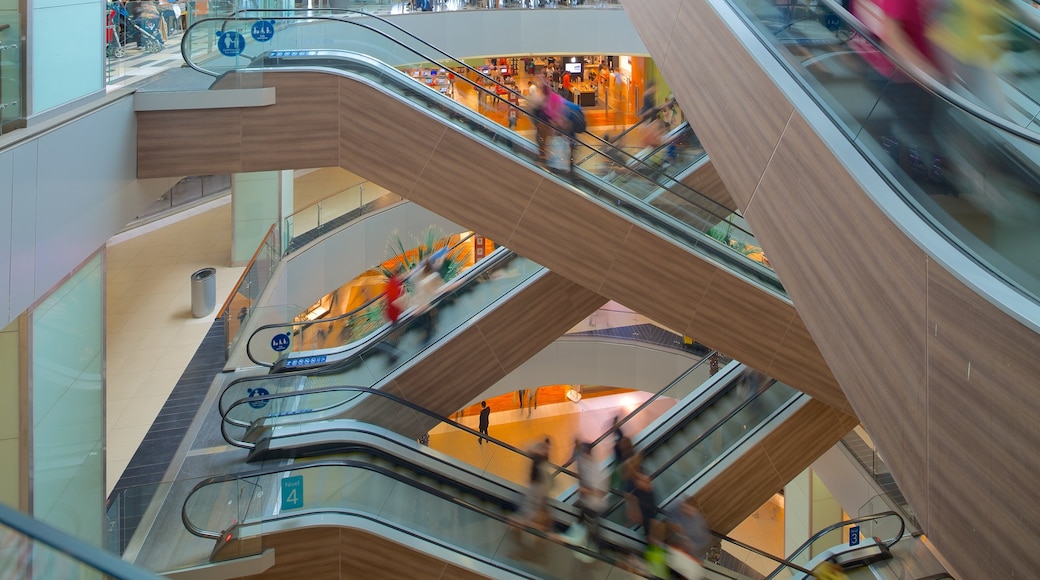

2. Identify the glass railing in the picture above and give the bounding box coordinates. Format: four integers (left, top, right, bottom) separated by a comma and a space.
0, 16, 23, 134
181, 460, 627, 578
244, 231, 478, 367
106, 474, 264, 573
218, 250, 543, 419
0, 502, 159, 579
283, 181, 403, 254
553, 354, 734, 487
180, 13, 782, 296
218, 223, 280, 359
722, 0, 1040, 302
763, 511, 905, 579
600, 379, 802, 527
225, 387, 583, 495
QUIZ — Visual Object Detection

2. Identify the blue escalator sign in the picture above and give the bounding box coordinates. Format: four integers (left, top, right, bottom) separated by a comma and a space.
849, 525, 860, 546
216, 31, 246, 57
246, 387, 270, 409
824, 13, 841, 31
271, 332, 290, 352
281, 475, 303, 510
251, 20, 275, 42
285, 355, 327, 368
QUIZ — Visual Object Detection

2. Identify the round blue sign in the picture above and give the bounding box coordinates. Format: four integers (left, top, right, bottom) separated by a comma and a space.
823, 14, 841, 31
251, 20, 275, 43
271, 332, 290, 352
247, 387, 270, 409
217, 31, 246, 57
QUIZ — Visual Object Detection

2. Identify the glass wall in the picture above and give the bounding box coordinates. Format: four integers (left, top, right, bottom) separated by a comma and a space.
31, 0, 101, 114
0, 0, 23, 131
30, 251, 104, 544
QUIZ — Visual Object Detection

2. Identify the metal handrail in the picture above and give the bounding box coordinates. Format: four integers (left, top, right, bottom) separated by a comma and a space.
763, 510, 906, 580
180, 459, 628, 571
242, 231, 478, 366
183, 11, 741, 228
555, 352, 722, 476
0, 503, 160, 579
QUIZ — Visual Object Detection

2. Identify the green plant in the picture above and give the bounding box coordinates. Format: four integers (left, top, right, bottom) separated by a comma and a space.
379, 227, 471, 283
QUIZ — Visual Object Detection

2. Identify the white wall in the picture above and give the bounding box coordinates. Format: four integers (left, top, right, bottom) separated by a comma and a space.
250, 9, 648, 66
381, 9, 649, 58
0, 95, 177, 327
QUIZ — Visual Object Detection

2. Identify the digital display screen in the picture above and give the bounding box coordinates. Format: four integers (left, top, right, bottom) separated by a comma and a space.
565, 62, 582, 74
500, 67, 509, 74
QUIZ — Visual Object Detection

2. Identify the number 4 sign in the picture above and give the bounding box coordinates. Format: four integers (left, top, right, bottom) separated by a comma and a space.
281, 475, 303, 510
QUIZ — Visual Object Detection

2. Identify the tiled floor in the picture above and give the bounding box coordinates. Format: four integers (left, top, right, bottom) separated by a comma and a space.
105, 198, 244, 495
104, 167, 372, 496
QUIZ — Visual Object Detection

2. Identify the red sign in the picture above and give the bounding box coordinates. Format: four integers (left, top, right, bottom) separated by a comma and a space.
474, 235, 485, 260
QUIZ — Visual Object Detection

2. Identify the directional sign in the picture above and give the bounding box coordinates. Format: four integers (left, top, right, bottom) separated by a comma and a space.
251, 20, 274, 42
217, 31, 246, 57
849, 525, 861, 547
285, 355, 328, 368
281, 475, 303, 510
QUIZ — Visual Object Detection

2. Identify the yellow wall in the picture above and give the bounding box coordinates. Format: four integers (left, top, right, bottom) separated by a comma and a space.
0, 317, 21, 508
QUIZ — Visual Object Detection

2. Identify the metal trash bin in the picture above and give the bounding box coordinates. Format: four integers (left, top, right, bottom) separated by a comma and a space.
190, 267, 217, 318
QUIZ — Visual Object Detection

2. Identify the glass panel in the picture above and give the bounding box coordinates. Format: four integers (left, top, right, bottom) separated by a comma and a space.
0, 12, 23, 132
31, 252, 104, 545
723, 0, 1040, 301
600, 380, 799, 525
219, 251, 542, 433
221, 225, 281, 358
183, 462, 624, 578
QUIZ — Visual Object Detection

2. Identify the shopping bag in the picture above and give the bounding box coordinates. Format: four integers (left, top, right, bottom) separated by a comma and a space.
547, 135, 571, 171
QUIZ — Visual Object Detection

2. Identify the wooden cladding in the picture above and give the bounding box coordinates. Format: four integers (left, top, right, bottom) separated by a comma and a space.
621, 0, 1040, 575
137, 69, 847, 412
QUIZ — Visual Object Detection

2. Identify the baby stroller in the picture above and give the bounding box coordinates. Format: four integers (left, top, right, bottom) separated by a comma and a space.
107, 1, 164, 56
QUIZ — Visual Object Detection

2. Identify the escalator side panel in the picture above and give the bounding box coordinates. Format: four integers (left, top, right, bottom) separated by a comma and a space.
680, 160, 737, 213
137, 68, 845, 409
215, 524, 499, 579
622, 1, 1040, 578
355, 273, 607, 438
689, 399, 858, 533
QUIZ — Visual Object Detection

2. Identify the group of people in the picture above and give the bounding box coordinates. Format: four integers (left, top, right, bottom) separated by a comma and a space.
506, 419, 713, 578
381, 250, 449, 361
523, 75, 587, 173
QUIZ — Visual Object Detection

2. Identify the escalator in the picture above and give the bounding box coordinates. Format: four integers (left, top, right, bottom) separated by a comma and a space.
248, 232, 487, 371
178, 397, 818, 579
217, 249, 608, 442
620, 0, 1040, 576
139, 11, 847, 406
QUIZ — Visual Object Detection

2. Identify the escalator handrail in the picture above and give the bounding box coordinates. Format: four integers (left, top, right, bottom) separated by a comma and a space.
807, 0, 1040, 146
220, 246, 519, 416
554, 351, 722, 476
220, 387, 819, 579
179, 458, 631, 572
598, 378, 787, 518
649, 379, 782, 480
243, 231, 476, 367
222, 383, 582, 482
763, 510, 906, 580
0, 502, 161, 580
197, 49, 782, 300
185, 11, 742, 228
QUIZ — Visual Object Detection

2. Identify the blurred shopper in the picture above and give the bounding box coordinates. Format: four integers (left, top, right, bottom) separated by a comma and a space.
411, 259, 442, 344
525, 78, 551, 161
518, 436, 553, 531
665, 503, 712, 561
571, 439, 607, 548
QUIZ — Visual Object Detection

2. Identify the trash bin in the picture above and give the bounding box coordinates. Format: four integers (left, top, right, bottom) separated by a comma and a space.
190, 267, 216, 318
